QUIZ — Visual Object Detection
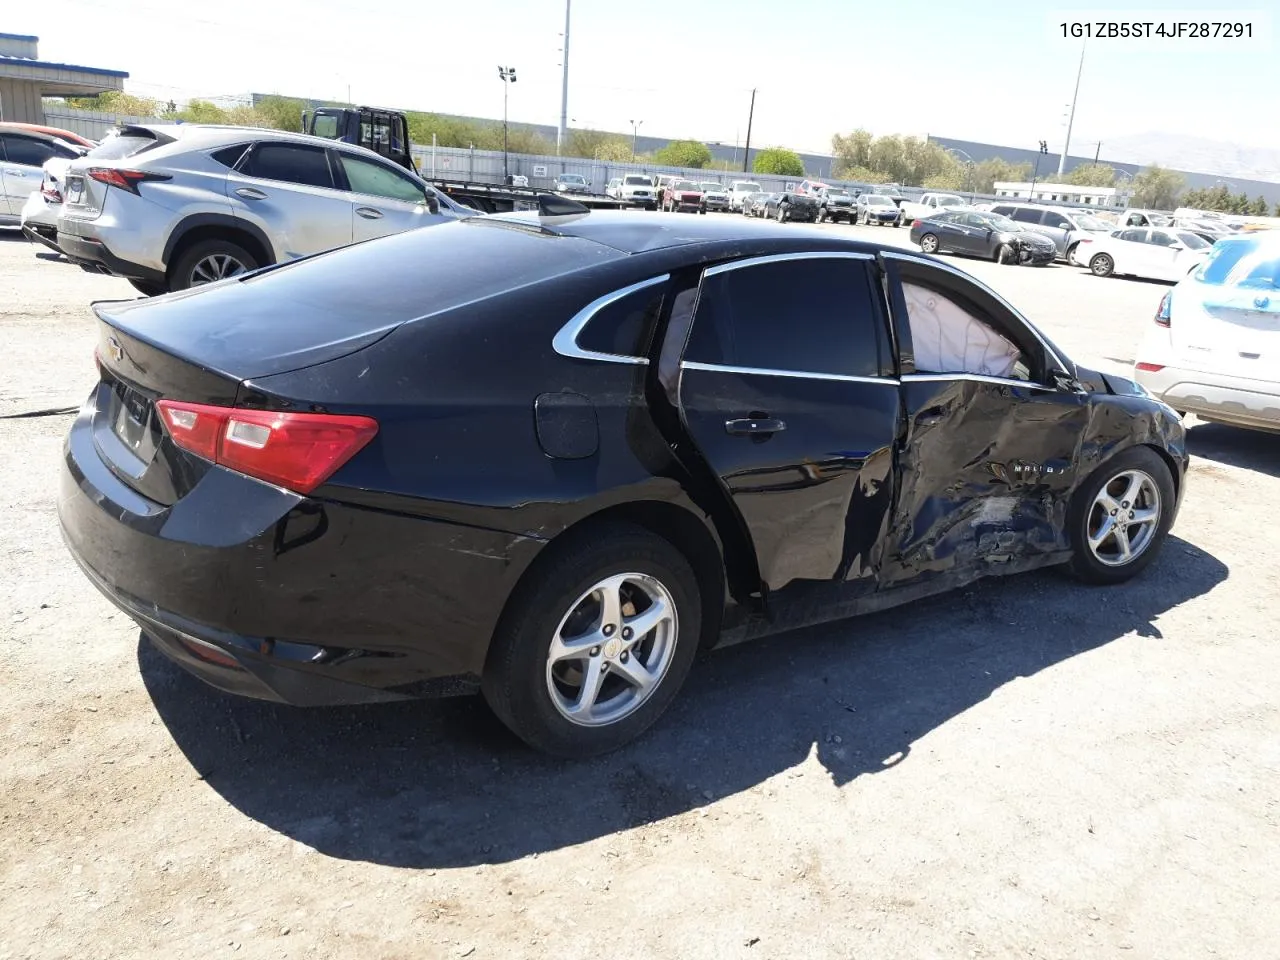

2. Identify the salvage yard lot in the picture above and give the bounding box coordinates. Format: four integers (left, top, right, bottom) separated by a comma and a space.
2, 224, 1279, 959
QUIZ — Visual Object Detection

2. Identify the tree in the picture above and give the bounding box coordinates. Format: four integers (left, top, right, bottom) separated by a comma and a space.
970, 158, 1032, 193
752, 147, 805, 176
171, 99, 231, 124
922, 171, 965, 191
253, 95, 307, 132
1065, 163, 1116, 187
1129, 165, 1184, 209
593, 138, 635, 162
1247, 195, 1269, 217
61, 90, 161, 117
835, 164, 882, 185
654, 139, 712, 169
566, 128, 613, 160
832, 129, 873, 173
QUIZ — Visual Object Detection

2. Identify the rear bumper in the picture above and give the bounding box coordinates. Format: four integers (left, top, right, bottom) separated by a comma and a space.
58, 232, 167, 286
1134, 363, 1280, 431
58, 397, 545, 704
22, 223, 62, 253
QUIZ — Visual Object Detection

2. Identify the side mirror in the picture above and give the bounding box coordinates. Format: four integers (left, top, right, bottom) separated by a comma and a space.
1169, 244, 1184, 251
425, 194, 440, 215
1051, 369, 1085, 393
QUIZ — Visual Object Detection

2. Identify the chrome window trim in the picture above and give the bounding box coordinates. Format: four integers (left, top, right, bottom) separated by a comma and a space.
881, 251, 1071, 374
902, 372, 1058, 391
702, 250, 876, 278
551, 273, 671, 365
682, 360, 897, 386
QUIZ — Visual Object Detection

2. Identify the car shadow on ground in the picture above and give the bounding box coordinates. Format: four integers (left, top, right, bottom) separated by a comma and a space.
1187, 420, 1280, 478
141, 536, 1226, 869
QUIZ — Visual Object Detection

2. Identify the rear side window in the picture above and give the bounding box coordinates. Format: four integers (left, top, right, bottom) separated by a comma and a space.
211, 144, 249, 169
1119, 229, 1146, 242
1011, 207, 1043, 224
684, 257, 883, 377
0, 135, 57, 167
242, 143, 335, 189
578, 285, 664, 358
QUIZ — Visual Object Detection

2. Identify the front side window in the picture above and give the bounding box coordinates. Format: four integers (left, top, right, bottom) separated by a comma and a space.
901, 282, 1029, 380
243, 143, 335, 189
1011, 207, 1042, 224
338, 154, 426, 203
1149, 230, 1177, 247
684, 257, 883, 378
1042, 212, 1070, 229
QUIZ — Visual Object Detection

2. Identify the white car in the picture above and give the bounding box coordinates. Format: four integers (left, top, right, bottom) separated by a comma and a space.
899, 192, 968, 222
19, 154, 78, 253
1072, 226, 1212, 282
699, 181, 730, 212
1134, 231, 1280, 431
728, 180, 763, 211
618, 174, 657, 209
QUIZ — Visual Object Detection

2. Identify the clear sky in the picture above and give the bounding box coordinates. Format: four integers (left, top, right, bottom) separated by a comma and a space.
11, 0, 1277, 156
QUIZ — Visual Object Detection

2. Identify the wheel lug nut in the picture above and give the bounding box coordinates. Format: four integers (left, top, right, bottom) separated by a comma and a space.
1110, 509, 1117, 516
622, 627, 633, 640
590, 646, 600, 657
620, 652, 629, 662
602, 624, 615, 636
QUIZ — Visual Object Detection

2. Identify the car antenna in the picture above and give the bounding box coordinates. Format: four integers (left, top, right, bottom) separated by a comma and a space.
536, 193, 590, 218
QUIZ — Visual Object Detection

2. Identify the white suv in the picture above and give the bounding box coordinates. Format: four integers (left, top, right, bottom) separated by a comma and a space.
56, 124, 470, 295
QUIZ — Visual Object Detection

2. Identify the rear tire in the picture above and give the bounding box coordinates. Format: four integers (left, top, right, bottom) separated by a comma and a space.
919, 233, 940, 254
127, 279, 167, 297
169, 239, 258, 292
1066, 446, 1176, 585
481, 523, 702, 758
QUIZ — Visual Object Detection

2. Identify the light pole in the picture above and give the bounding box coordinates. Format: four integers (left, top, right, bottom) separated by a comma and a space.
948, 147, 976, 198
1030, 140, 1048, 198
1059, 38, 1086, 175
630, 119, 643, 160
498, 65, 517, 183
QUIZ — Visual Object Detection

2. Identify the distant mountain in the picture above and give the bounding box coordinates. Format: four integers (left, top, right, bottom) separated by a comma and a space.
1099, 133, 1280, 184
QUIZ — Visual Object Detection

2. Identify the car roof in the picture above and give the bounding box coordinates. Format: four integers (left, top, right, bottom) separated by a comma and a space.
486, 210, 887, 256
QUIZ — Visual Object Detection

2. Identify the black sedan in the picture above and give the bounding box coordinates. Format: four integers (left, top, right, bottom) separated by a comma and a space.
910, 210, 1058, 265
60, 208, 1187, 758
856, 193, 903, 226
763, 191, 819, 223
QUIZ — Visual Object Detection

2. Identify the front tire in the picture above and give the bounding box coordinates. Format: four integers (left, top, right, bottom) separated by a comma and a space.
481, 523, 703, 758
996, 243, 1014, 264
1090, 253, 1115, 277
1066, 446, 1175, 585
775, 204, 787, 223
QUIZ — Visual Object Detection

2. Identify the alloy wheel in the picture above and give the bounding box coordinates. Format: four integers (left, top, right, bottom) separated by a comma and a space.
545, 572, 679, 727
1086, 469, 1161, 567
189, 253, 248, 286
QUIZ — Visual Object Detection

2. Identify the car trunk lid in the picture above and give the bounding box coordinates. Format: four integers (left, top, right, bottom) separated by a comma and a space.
1171, 285, 1280, 382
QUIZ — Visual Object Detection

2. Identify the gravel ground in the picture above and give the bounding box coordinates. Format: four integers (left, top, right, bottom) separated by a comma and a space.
2, 224, 1278, 960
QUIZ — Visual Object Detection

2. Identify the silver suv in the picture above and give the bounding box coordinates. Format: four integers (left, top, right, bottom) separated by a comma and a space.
57, 124, 469, 295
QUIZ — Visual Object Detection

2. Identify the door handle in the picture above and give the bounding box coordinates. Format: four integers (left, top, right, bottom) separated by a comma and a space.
725, 417, 786, 436
235, 187, 267, 200
356, 207, 384, 220
916, 406, 948, 426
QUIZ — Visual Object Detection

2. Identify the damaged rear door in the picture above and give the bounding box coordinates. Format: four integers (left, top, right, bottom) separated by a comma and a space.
658, 252, 900, 596
880, 254, 1091, 586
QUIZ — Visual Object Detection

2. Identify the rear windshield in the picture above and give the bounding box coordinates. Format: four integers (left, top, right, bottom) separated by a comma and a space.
86, 132, 161, 161
1195, 238, 1280, 289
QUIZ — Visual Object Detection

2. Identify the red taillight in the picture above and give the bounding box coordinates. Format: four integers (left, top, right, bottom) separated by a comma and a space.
156, 400, 378, 494
911, 219, 921, 228
41, 185, 62, 202
1135, 362, 1165, 372
1155, 292, 1172, 327
88, 167, 172, 196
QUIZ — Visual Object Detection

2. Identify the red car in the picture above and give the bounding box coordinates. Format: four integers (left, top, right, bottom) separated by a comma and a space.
662, 179, 705, 214
0, 121, 96, 148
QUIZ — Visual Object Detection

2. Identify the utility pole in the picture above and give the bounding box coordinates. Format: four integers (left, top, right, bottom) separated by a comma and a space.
1059, 38, 1085, 175
742, 88, 756, 174
557, 0, 571, 156
1092, 141, 1102, 164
